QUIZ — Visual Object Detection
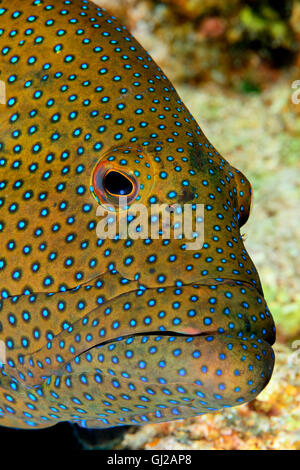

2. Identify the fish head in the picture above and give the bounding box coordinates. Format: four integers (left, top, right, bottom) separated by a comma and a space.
76, 138, 275, 420
0, 0, 275, 428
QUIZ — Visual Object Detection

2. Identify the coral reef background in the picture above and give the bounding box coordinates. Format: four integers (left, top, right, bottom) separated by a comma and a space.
90, 0, 300, 450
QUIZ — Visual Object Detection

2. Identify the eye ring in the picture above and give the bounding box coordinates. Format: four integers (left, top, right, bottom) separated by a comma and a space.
91, 160, 140, 207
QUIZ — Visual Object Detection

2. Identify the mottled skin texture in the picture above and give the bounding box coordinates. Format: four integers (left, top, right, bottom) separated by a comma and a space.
0, 0, 275, 429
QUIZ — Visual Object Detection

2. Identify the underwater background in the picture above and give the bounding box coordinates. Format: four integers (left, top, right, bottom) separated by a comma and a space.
1, 0, 299, 450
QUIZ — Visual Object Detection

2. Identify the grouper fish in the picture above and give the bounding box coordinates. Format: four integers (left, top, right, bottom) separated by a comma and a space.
0, 0, 275, 429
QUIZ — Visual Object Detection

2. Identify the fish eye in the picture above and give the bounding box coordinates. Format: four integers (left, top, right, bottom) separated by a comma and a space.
103, 170, 134, 197
91, 161, 139, 206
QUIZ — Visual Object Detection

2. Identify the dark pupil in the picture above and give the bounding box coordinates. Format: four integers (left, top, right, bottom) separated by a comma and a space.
103, 171, 133, 196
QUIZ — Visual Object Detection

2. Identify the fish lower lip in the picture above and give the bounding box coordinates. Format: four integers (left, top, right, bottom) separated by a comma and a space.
74, 329, 275, 412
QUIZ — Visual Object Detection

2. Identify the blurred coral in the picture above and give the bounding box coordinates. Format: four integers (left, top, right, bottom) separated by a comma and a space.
93, 0, 299, 86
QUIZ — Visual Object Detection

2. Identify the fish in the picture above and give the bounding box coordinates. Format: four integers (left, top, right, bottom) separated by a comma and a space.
0, 0, 275, 429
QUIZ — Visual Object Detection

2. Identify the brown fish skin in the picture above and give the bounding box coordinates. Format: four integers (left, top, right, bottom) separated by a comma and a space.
0, 0, 275, 429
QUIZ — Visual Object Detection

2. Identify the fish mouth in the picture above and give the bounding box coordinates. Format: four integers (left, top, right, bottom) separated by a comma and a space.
5, 277, 275, 423
76, 276, 275, 355
81, 329, 216, 354
68, 274, 275, 415
9, 276, 275, 406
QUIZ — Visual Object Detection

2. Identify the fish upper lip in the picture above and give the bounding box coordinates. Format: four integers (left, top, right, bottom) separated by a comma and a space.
34, 275, 263, 298
68, 276, 269, 355
77, 277, 271, 356
181, 277, 263, 296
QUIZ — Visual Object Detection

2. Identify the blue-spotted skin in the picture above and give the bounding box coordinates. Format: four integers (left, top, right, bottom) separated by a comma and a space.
0, 0, 275, 429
